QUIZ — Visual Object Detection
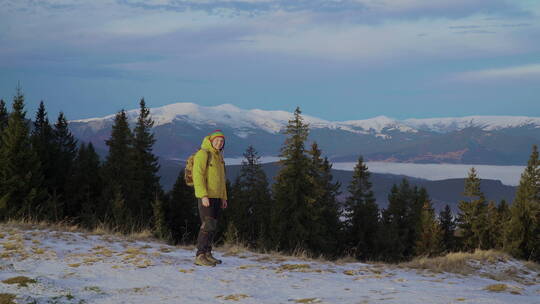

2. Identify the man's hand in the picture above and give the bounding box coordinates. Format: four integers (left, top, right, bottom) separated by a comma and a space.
202, 197, 210, 207
221, 199, 228, 209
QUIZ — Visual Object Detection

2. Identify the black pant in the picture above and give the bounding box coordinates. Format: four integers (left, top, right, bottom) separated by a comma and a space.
196, 198, 222, 256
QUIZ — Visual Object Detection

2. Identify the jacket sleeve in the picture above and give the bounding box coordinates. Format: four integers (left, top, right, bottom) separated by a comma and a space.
222, 179, 228, 201
193, 150, 208, 198
222, 158, 228, 201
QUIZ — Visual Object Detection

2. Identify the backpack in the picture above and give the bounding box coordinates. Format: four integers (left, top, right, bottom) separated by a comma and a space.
184, 149, 211, 187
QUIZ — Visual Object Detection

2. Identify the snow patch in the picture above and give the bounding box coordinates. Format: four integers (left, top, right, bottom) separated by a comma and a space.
1, 225, 538, 304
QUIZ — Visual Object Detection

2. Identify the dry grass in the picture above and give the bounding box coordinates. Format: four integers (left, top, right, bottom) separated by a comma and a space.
217, 241, 330, 265
277, 263, 311, 272
215, 294, 250, 301
125, 230, 154, 242
237, 264, 260, 270
293, 298, 321, 303
0, 218, 166, 249
2, 276, 37, 287
178, 268, 195, 274
124, 247, 145, 255
334, 255, 358, 265
31, 247, 45, 255
3, 217, 79, 232
483, 283, 522, 294
2, 242, 21, 251
485, 284, 508, 292
400, 250, 510, 275
158, 246, 172, 253
220, 242, 249, 257
524, 261, 540, 273
83, 286, 105, 294
0, 293, 17, 304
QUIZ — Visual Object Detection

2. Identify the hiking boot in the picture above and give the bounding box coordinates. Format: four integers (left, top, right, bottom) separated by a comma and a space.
205, 252, 222, 264
194, 254, 216, 267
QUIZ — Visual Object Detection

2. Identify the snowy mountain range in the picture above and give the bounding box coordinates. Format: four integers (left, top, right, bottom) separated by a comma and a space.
70, 103, 540, 165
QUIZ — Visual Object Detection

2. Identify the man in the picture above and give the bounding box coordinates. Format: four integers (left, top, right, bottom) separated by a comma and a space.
192, 130, 228, 266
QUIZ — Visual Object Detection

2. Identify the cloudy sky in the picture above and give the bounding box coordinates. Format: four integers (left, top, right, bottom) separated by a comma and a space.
1, 0, 539, 121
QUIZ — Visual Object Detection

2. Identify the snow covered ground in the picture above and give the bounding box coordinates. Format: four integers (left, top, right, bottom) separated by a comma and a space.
1, 224, 539, 304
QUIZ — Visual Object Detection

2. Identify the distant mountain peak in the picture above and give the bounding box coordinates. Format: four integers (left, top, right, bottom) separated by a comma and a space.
341, 115, 417, 134
403, 116, 540, 133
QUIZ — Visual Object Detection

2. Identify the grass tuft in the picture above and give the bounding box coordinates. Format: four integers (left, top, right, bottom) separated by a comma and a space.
401, 249, 509, 275
84, 286, 105, 294
215, 294, 250, 301
0, 293, 17, 304
293, 298, 321, 303
2, 243, 20, 251
2, 276, 37, 287
484, 284, 508, 292
278, 264, 311, 271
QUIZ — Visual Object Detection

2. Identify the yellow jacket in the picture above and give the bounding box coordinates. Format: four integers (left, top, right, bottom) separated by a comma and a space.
193, 136, 227, 200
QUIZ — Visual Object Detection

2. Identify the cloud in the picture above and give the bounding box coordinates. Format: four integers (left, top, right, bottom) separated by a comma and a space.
452, 64, 540, 82
107, 0, 533, 25
453, 30, 496, 34
235, 12, 536, 63
1, 0, 539, 77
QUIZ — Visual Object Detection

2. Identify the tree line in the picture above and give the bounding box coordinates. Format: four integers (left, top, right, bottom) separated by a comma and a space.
220, 108, 539, 262
0, 87, 538, 263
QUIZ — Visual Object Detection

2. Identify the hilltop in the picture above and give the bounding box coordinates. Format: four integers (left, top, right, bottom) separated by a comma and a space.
1, 222, 539, 304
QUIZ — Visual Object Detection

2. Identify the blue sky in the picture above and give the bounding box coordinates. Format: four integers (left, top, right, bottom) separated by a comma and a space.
1, 0, 539, 121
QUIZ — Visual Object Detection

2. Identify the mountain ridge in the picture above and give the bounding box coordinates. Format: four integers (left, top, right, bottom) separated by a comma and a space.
71, 102, 540, 135
68, 102, 540, 166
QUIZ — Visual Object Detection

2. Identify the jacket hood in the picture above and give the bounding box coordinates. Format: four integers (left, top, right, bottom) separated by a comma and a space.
201, 135, 221, 152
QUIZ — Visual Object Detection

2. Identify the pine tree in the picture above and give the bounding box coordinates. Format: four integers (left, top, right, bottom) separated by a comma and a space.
111, 184, 130, 232
438, 204, 456, 252
226, 176, 247, 244
215, 179, 233, 244
271, 107, 313, 253
504, 145, 540, 261
227, 145, 272, 248
344, 156, 379, 260
485, 201, 503, 249
0, 86, 45, 220
166, 169, 199, 244
151, 194, 169, 240
497, 200, 511, 224
379, 179, 428, 261
496, 200, 511, 250
457, 167, 489, 251
102, 109, 134, 232
415, 200, 443, 257
68, 142, 103, 228
379, 180, 410, 261
131, 98, 161, 229
0, 99, 8, 133
31, 102, 58, 221
304, 142, 341, 257
51, 112, 79, 219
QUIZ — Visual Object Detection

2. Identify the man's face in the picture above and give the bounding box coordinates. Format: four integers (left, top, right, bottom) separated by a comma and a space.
211, 137, 224, 150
